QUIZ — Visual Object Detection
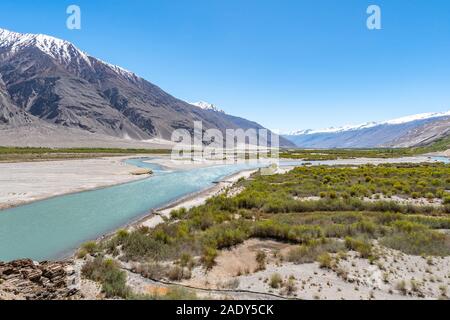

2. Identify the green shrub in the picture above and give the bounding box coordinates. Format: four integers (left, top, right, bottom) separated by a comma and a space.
133, 262, 166, 280
76, 248, 88, 259
116, 229, 129, 239
171, 208, 187, 219
345, 237, 372, 258
328, 191, 337, 199
179, 253, 193, 269
396, 280, 407, 295
81, 241, 99, 255
425, 192, 435, 200
269, 273, 283, 289
287, 240, 345, 264
317, 252, 332, 269
283, 276, 297, 295
148, 287, 198, 300
255, 250, 267, 271
167, 266, 191, 281
251, 220, 322, 243
443, 196, 450, 205
121, 230, 171, 261
82, 257, 130, 298
201, 247, 218, 270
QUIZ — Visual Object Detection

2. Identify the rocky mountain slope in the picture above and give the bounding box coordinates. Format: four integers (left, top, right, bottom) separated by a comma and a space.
284, 112, 450, 148
389, 117, 450, 147
0, 28, 292, 148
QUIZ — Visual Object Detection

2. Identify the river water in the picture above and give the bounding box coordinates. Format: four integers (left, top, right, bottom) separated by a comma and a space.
0, 158, 266, 261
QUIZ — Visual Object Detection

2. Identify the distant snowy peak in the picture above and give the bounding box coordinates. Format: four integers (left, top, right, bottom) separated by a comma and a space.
0, 28, 137, 81
288, 111, 450, 136
383, 111, 450, 125
191, 101, 225, 113
288, 122, 378, 135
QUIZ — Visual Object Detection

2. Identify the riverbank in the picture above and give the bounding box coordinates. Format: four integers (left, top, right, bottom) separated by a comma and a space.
0, 156, 152, 210
137, 168, 258, 229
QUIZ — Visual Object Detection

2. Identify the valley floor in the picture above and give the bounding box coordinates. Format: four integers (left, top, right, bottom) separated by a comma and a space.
1, 155, 450, 300
70, 159, 450, 301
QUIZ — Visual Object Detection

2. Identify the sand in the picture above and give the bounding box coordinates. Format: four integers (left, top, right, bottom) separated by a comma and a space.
0, 156, 149, 210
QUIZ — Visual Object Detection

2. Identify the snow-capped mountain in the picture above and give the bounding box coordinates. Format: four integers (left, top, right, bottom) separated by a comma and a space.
0, 28, 91, 65
0, 28, 138, 82
283, 111, 450, 148
0, 27, 294, 147
288, 111, 450, 136
190, 101, 225, 113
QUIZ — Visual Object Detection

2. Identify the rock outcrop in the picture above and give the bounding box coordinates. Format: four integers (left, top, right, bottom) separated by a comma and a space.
0, 259, 79, 300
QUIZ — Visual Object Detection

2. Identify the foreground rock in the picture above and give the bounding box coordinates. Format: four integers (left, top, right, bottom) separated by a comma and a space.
0, 259, 79, 300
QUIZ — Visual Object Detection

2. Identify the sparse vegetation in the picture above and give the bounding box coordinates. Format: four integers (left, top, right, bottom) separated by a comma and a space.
167, 265, 191, 281
317, 252, 333, 269
132, 262, 166, 280
255, 250, 267, 271
396, 280, 408, 295
87, 161, 450, 301
380, 221, 450, 256
81, 257, 130, 298
99, 163, 450, 271
77, 241, 100, 258
0, 146, 170, 162
287, 239, 344, 264
279, 148, 417, 161
282, 275, 297, 295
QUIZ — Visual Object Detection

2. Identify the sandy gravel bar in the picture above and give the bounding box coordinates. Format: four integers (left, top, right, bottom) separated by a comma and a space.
0, 156, 144, 210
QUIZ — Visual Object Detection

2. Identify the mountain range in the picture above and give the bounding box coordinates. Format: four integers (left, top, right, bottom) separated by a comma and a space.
2, 27, 448, 151
283, 111, 450, 149
0, 28, 293, 148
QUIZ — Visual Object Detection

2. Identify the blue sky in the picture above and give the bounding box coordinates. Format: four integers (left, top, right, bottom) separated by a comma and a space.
1, 0, 450, 131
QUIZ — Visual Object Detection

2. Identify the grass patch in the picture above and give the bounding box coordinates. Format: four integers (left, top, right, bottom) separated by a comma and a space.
0, 146, 170, 162
287, 239, 345, 264
381, 229, 450, 256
